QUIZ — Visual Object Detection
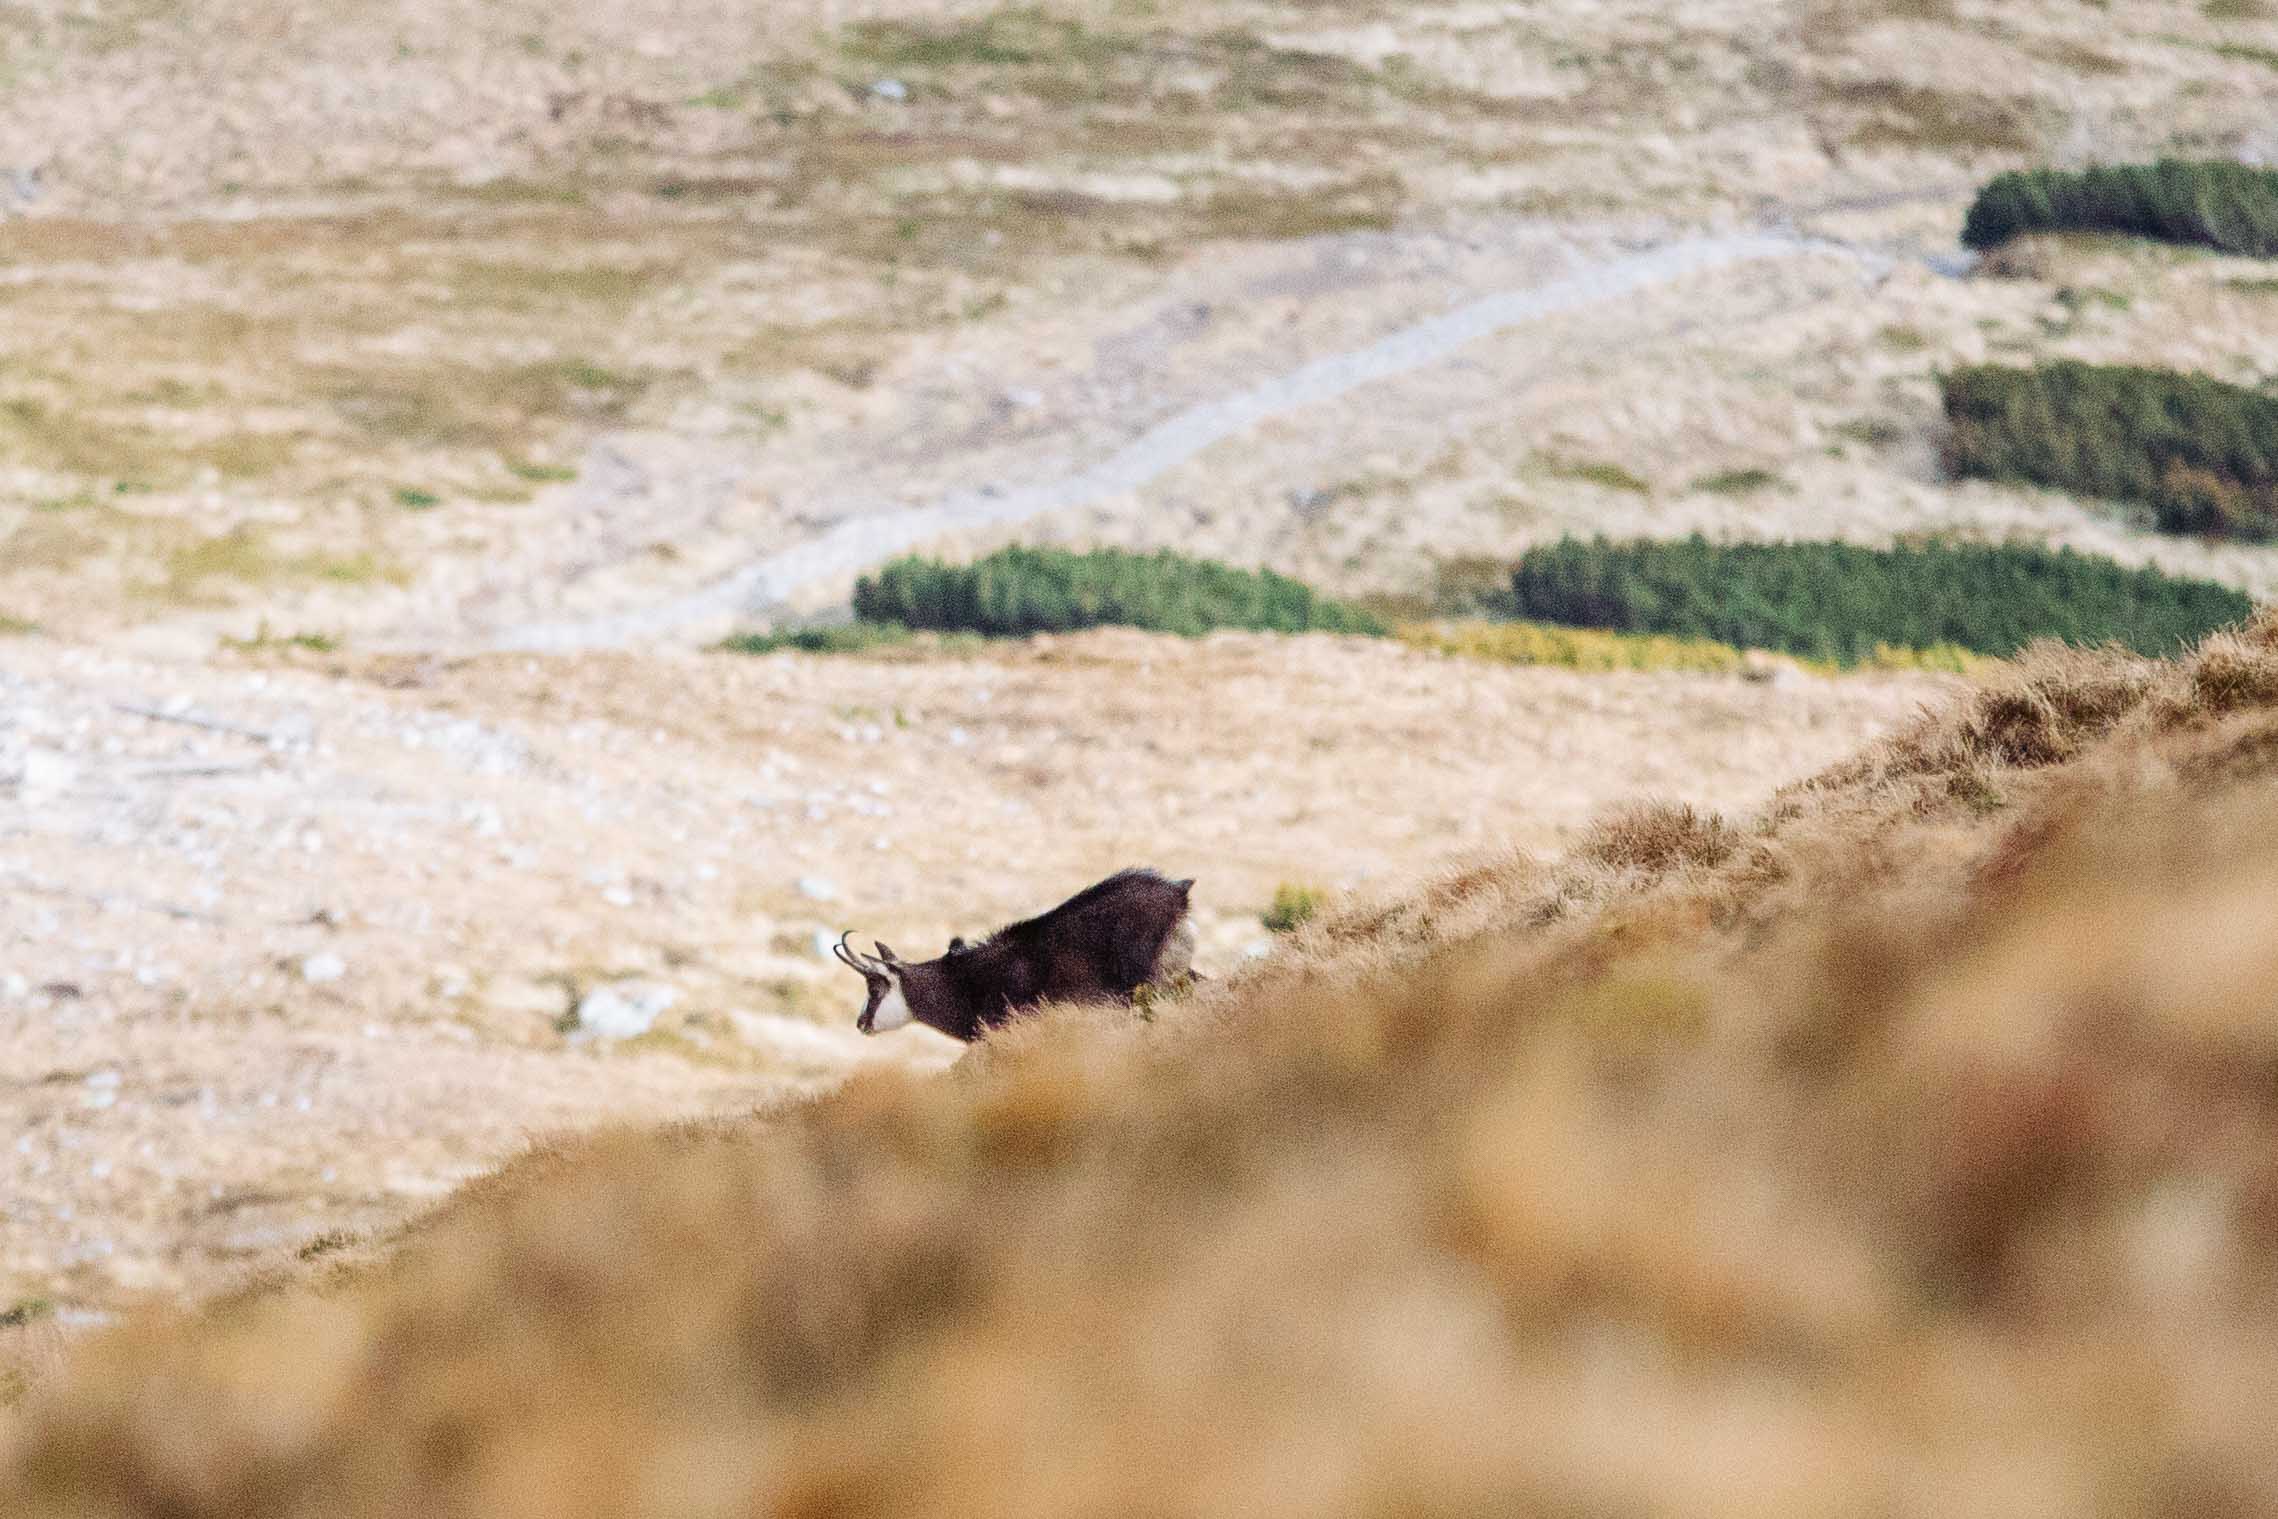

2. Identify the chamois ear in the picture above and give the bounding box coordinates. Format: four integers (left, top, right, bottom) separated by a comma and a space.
872, 941, 902, 966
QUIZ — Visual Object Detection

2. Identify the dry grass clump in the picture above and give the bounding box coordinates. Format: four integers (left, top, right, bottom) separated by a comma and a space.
15, 619, 2278, 1515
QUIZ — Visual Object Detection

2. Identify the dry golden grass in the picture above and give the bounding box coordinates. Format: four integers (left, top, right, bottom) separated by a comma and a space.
12, 615, 2278, 1514
1396, 619, 1992, 676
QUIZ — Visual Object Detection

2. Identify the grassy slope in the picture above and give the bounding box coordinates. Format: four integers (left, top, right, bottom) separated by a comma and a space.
15, 619, 2278, 1513
14, 0, 2278, 638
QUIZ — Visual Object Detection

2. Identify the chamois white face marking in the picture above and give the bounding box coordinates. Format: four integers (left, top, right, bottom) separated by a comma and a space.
864, 976, 914, 1034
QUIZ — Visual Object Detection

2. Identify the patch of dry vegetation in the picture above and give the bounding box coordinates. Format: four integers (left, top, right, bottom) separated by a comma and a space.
16, 617, 2278, 1513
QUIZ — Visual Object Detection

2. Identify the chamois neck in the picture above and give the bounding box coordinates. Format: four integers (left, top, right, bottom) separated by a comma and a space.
898, 961, 979, 1042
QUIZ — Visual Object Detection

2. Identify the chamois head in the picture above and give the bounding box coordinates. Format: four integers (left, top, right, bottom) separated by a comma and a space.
833, 932, 913, 1035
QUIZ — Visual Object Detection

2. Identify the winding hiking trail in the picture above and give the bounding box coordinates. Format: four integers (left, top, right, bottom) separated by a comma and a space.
482, 223, 1916, 653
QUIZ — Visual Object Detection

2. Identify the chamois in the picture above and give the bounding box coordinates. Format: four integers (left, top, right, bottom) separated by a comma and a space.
835, 868, 1196, 1041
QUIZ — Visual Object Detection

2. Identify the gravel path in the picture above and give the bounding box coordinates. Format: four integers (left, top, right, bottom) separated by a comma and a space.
486, 228, 1896, 653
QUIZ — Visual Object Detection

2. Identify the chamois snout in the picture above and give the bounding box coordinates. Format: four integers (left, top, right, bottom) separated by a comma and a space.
833, 934, 911, 1035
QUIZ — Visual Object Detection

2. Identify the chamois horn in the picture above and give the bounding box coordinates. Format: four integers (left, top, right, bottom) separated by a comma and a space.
833, 932, 885, 978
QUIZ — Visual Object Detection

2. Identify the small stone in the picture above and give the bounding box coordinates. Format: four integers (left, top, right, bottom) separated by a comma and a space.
797, 875, 839, 902
301, 953, 347, 985
870, 77, 908, 102
572, 980, 678, 1040
20, 749, 76, 797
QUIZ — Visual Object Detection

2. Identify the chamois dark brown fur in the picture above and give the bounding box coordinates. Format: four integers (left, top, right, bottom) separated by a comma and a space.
837, 868, 1195, 1041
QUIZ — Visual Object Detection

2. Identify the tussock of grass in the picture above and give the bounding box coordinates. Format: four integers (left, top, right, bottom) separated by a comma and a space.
1832, 80, 2039, 155
22, 620, 2278, 1512
325, 359, 647, 455
155, 529, 399, 602
2215, 42, 2278, 74
717, 621, 923, 656
1574, 799, 1738, 874
1535, 453, 1651, 495
505, 460, 578, 485
0, 396, 178, 483
1690, 466, 1783, 496
1401, 618, 1755, 674
1407, 618, 1989, 678
222, 625, 341, 655
1260, 882, 1325, 934
0, 519, 104, 574
839, 8, 1382, 114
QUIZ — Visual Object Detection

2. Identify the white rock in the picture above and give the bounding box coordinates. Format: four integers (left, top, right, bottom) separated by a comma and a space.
797, 875, 839, 902
20, 749, 76, 796
573, 980, 679, 1040
301, 953, 347, 985
870, 77, 908, 102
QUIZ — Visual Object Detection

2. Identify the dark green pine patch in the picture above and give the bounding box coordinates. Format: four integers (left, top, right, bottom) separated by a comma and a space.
1943, 362, 2278, 539
1507, 535, 2253, 665
1962, 160, 2278, 255
851, 546, 1384, 638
